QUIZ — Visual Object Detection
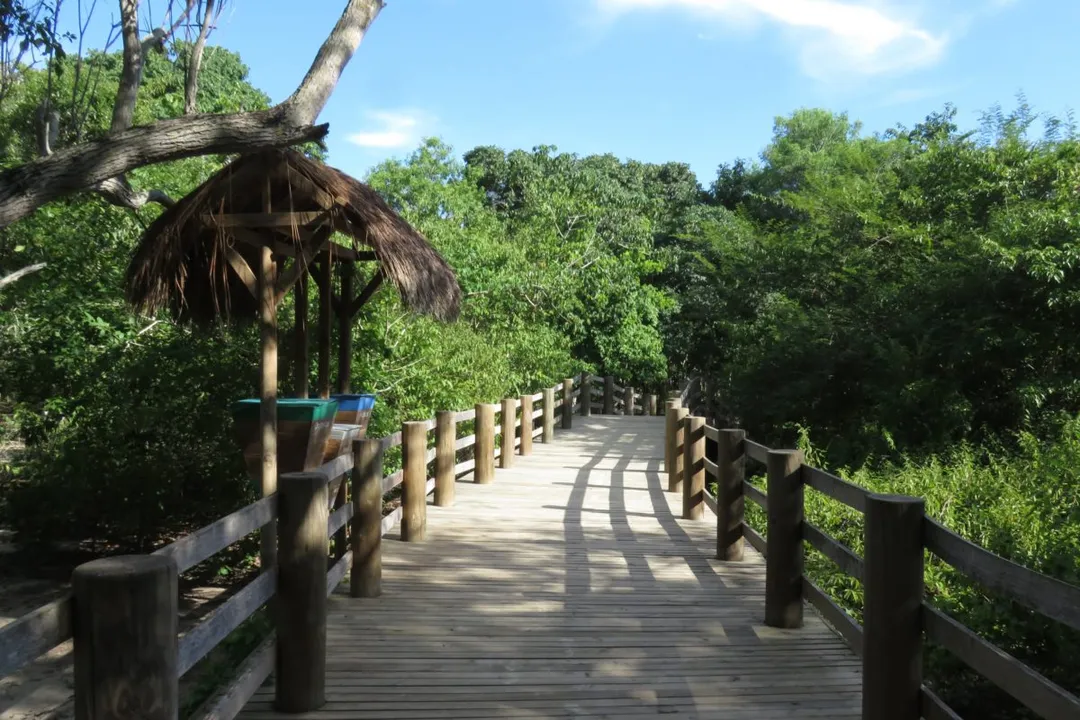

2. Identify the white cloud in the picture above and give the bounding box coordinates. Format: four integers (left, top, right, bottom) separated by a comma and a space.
346, 110, 428, 149
595, 0, 947, 79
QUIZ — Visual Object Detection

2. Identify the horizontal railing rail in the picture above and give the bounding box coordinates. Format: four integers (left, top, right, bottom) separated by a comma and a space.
665, 412, 1080, 720
0, 374, 602, 719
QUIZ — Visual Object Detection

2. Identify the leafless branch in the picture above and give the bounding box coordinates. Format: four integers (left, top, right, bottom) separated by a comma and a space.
0, 262, 47, 290
184, 0, 215, 114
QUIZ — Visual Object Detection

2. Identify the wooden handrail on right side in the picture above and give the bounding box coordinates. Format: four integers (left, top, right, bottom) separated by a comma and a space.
671, 414, 1080, 720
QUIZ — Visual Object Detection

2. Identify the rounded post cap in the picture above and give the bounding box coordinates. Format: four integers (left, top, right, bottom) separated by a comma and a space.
73, 554, 175, 579
279, 471, 329, 495
353, 436, 382, 450
866, 493, 925, 506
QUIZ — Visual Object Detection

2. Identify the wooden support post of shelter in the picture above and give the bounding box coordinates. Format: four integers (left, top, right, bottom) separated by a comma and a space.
336, 261, 353, 394
317, 259, 332, 399
294, 273, 309, 398
258, 179, 278, 571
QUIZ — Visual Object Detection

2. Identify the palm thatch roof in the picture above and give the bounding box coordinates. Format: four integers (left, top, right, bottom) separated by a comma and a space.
125, 149, 461, 324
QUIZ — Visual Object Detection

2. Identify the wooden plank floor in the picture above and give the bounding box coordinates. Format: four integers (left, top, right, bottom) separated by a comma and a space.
241, 415, 861, 719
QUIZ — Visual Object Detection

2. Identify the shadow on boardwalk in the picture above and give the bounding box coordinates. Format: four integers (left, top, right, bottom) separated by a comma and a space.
241, 415, 861, 719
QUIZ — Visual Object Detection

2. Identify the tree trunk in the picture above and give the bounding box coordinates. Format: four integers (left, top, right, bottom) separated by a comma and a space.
0, 110, 328, 227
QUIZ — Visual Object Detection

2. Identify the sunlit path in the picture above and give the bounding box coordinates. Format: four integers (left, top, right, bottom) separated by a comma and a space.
239, 415, 860, 719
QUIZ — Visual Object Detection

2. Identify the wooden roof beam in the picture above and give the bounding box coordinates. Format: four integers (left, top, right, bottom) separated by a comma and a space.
275, 226, 334, 303
346, 270, 385, 317
203, 211, 328, 228
230, 226, 375, 263
225, 247, 257, 299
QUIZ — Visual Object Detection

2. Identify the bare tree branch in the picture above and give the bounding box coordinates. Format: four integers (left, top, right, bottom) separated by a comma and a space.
92, 0, 197, 210
281, 0, 385, 126
184, 0, 215, 115
0, 0, 384, 227
110, 0, 142, 133
0, 263, 47, 290
93, 175, 177, 210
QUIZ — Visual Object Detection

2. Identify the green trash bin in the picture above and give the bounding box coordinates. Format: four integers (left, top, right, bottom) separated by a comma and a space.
230, 398, 339, 483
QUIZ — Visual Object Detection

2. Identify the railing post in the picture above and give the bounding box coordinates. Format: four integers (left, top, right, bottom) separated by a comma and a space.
475, 403, 495, 484
331, 471, 348, 560
764, 449, 804, 628
402, 421, 428, 541
682, 416, 705, 519
624, 386, 634, 416
667, 404, 688, 493
351, 438, 382, 597
863, 494, 925, 720
72, 555, 178, 720
580, 373, 591, 417
519, 394, 534, 456
644, 393, 657, 417
562, 378, 574, 429
500, 398, 516, 469
663, 398, 681, 474
276, 471, 328, 712
542, 387, 555, 442
716, 429, 746, 561
603, 376, 615, 414
434, 410, 455, 507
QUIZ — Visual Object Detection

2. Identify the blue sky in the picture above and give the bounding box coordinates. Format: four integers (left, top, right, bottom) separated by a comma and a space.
78, 0, 1080, 184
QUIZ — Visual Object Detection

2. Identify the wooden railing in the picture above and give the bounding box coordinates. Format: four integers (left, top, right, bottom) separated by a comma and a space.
0, 374, 599, 719
577, 372, 673, 417
664, 403, 1080, 720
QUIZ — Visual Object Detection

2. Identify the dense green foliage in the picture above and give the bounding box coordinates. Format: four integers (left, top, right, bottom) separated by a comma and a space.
683, 103, 1080, 718
0, 46, 684, 548
675, 103, 1080, 465
0, 35, 1077, 719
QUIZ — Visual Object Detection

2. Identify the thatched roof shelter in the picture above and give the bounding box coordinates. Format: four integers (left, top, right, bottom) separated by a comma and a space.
125, 149, 461, 324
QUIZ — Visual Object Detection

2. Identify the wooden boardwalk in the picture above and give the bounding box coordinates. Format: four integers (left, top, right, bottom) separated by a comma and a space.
240, 415, 861, 719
